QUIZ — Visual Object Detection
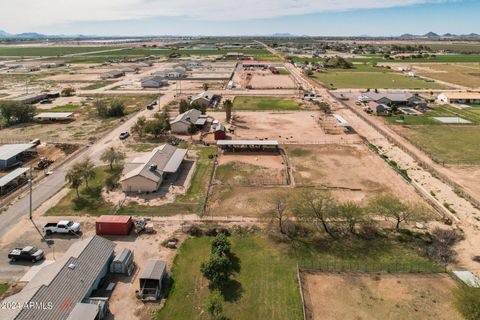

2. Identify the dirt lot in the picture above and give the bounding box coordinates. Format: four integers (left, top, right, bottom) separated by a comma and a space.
0, 213, 185, 320
301, 271, 462, 320
215, 152, 287, 185
209, 111, 360, 144
284, 144, 425, 204
235, 68, 296, 89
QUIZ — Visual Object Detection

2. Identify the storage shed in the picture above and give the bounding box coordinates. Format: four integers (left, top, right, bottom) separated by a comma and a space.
110, 248, 134, 276
139, 260, 166, 301
96, 215, 133, 235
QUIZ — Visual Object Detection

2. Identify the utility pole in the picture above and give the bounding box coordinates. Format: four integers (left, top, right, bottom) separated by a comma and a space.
28, 166, 32, 220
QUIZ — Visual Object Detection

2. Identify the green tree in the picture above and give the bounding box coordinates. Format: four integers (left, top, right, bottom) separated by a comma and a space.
187, 123, 198, 138
369, 194, 423, 230
223, 99, 233, 122
0, 101, 36, 126
76, 158, 96, 190
131, 116, 147, 138
65, 165, 83, 198
205, 290, 224, 320
203, 83, 209, 91
337, 201, 367, 234
145, 119, 165, 138
61, 87, 75, 97
107, 99, 125, 117
179, 99, 190, 114
94, 99, 108, 117
100, 147, 125, 170
200, 254, 234, 288
211, 234, 231, 257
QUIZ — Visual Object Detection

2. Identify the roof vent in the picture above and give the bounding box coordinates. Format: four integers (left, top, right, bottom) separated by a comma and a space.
68, 263, 76, 270
149, 164, 157, 171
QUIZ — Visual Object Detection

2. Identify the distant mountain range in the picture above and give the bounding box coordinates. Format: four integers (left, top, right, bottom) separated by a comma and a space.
0, 29, 479, 40
399, 32, 480, 39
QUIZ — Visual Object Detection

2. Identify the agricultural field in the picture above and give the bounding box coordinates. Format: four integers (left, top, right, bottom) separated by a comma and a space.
0, 46, 114, 56
404, 126, 480, 165
85, 49, 270, 56
284, 144, 424, 203
292, 54, 480, 64
412, 63, 480, 88
311, 65, 445, 89
301, 272, 462, 320
232, 96, 302, 110
156, 236, 304, 320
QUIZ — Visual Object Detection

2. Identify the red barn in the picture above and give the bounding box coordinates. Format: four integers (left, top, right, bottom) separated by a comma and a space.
214, 125, 227, 140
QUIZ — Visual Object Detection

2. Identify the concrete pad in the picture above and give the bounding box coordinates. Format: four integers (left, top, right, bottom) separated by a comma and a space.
20, 260, 55, 282
434, 117, 472, 124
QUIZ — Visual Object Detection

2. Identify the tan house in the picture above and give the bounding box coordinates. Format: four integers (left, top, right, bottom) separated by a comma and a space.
437, 92, 480, 104
120, 144, 187, 193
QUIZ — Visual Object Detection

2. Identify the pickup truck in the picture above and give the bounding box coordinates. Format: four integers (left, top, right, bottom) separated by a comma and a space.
44, 220, 81, 235
8, 246, 44, 262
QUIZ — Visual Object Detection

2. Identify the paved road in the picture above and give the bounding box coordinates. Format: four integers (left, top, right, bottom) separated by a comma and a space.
0, 92, 173, 236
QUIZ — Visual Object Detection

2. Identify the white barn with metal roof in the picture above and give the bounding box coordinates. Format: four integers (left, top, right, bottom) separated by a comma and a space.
0, 143, 36, 169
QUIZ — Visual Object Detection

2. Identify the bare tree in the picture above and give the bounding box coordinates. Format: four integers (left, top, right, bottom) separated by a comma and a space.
265, 191, 291, 234
292, 189, 337, 238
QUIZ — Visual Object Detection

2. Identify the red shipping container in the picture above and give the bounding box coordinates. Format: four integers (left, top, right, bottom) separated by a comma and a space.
96, 215, 133, 235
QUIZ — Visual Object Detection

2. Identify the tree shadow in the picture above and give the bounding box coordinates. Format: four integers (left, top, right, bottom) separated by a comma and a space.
220, 279, 243, 303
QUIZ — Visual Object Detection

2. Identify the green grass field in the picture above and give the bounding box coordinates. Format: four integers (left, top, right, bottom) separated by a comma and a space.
384, 104, 480, 125
156, 236, 303, 320
46, 166, 118, 216
0, 46, 113, 56
87, 49, 270, 57
81, 81, 111, 90
292, 55, 480, 64
0, 283, 9, 296
312, 66, 445, 89
157, 233, 442, 320
49, 104, 82, 112
254, 54, 283, 61
406, 126, 480, 164
233, 96, 301, 110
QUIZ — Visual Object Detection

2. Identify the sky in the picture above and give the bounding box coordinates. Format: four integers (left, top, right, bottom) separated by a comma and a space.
0, 0, 478, 36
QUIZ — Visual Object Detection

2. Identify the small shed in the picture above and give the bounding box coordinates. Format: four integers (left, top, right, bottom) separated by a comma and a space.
139, 260, 166, 301
110, 248, 134, 276
96, 215, 133, 235
213, 124, 227, 140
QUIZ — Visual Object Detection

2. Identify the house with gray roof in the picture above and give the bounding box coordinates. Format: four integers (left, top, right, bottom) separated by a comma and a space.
141, 76, 168, 88
120, 144, 187, 193
170, 109, 207, 133
0, 236, 115, 320
360, 92, 424, 106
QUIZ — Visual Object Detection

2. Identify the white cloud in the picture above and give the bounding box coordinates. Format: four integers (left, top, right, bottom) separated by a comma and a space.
0, 0, 448, 31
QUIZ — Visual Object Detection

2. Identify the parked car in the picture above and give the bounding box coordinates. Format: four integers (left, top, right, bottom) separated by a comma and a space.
44, 220, 81, 235
8, 246, 44, 262
119, 131, 130, 140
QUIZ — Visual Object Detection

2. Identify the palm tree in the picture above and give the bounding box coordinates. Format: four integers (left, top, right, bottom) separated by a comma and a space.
65, 166, 83, 198
223, 99, 233, 122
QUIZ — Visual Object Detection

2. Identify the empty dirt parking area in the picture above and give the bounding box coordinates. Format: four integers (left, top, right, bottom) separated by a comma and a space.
300, 272, 462, 320
284, 144, 424, 203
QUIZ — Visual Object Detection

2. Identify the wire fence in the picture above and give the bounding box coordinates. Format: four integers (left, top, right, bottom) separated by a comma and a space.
299, 260, 447, 273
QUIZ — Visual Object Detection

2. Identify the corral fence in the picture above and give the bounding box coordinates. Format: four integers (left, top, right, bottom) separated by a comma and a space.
280, 139, 363, 145
298, 260, 447, 273
214, 177, 288, 187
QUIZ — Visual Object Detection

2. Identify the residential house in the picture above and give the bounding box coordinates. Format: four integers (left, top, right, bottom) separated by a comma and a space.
141, 76, 168, 88
170, 109, 207, 133
120, 144, 187, 193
